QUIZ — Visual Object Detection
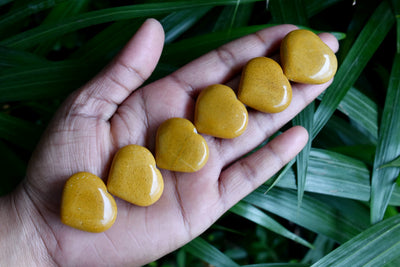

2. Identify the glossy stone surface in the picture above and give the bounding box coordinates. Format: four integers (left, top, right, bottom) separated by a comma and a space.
61, 172, 117, 233
107, 145, 164, 206
156, 118, 209, 172
280, 29, 337, 84
195, 84, 248, 138
238, 57, 292, 113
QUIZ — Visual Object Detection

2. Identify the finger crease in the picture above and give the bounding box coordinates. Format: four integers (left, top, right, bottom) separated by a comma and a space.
169, 73, 197, 100
118, 60, 146, 84
173, 174, 192, 239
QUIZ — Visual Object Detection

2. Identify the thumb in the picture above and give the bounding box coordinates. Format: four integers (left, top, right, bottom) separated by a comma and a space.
69, 18, 165, 121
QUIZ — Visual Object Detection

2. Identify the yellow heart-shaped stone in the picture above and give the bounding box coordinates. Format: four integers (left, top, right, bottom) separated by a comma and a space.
194, 84, 248, 139
280, 29, 338, 84
107, 144, 164, 207
238, 57, 292, 113
156, 118, 209, 172
61, 172, 117, 233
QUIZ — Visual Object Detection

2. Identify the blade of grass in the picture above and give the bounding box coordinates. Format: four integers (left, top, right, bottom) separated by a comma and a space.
391, 0, 400, 53
33, 0, 90, 55
161, 7, 212, 44
71, 20, 143, 62
230, 201, 314, 248
0, 46, 48, 69
312, 214, 400, 267
293, 103, 314, 207
0, 0, 263, 50
0, 112, 42, 150
0, 140, 26, 196
303, 0, 343, 18
277, 148, 371, 201
0, 0, 67, 32
242, 264, 309, 267
269, 0, 309, 26
183, 237, 240, 267
337, 87, 378, 142
312, 0, 395, 139
0, 60, 97, 102
371, 53, 400, 224
245, 186, 368, 243
213, 2, 253, 32
302, 235, 336, 264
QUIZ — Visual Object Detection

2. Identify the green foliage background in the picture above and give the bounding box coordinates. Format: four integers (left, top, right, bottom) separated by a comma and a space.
1, 0, 400, 266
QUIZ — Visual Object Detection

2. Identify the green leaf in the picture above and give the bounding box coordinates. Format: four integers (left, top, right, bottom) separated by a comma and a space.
371, 53, 400, 224
161, 7, 212, 44
379, 155, 400, 169
230, 201, 313, 248
0, 112, 42, 150
337, 87, 378, 142
0, 46, 48, 69
277, 148, 371, 201
312, 0, 395, 139
244, 186, 369, 244
242, 264, 309, 267
0, 0, 67, 32
303, 0, 343, 18
183, 237, 239, 267
293, 102, 314, 207
0, 60, 97, 102
1, 0, 263, 50
302, 235, 336, 264
269, 0, 309, 26
213, 3, 254, 32
312, 214, 400, 266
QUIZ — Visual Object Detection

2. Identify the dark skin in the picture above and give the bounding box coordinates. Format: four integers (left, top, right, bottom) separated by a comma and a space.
0, 19, 339, 266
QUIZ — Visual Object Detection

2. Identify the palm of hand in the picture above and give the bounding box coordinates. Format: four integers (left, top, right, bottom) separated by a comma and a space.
17, 20, 338, 266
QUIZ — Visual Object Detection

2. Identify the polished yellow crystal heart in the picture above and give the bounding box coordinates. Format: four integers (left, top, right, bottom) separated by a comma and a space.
280, 29, 338, 84
194, 84, 248, 139
107, 144, 164, 207
156, 118, 209, 172
238, 57, 292, 113
61, 172, 117, 233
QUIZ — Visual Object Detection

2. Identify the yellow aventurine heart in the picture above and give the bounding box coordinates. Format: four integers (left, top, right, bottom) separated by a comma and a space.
238, 57, 292, 113
61, 172, 117, 233
107, 145, 164, 206
156, 118, 209, 172
280, 29, 338, 84
195, 84, 248, 138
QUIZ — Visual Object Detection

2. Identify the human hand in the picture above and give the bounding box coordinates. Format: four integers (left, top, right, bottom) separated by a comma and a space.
0, 19, 338, 266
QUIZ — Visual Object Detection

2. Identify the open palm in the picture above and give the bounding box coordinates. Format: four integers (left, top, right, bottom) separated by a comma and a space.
7, 19, 338, 266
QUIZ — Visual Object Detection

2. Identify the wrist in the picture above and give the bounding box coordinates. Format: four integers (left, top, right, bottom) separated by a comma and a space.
0, 183, 55, 266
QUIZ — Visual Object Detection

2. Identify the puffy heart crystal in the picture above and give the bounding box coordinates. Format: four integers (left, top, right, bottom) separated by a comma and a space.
156, 118, 209, 172
61, 172, 117, 233
238, 57, 292, 113
195, 84, 248, 138
280, 29, 337, 84
107, 144, 164, 206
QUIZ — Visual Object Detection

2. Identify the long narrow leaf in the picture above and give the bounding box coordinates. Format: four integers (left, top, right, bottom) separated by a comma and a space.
337, 87, 378, 142
371, 53, 400, 223
0, 0, 67, 32
0, 0, 262, 50
277, 148, 371, 202
244, 186, 368, 244
0, 113, 42, 150
230, 202, 313, 248
294, 103, 314, 207
183, 237, 240, 267
312, 214, 400, 266
312, 0, 395, 138
161, 7, 211, 44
